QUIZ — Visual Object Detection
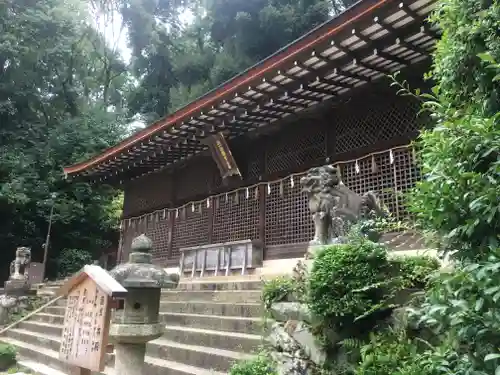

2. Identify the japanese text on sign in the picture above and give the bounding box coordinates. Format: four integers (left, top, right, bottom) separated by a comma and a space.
59, 277, 110, 372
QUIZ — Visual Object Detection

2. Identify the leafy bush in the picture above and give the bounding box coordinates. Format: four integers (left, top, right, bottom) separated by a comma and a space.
407, 110, 500, 262
262, 276, 295, 310
430, 0, 500, 115
411, 254, 500, 374
57, 248, 93, 278
307, 239, 391, 327
0, 344, 16, 371
355, 330, 419, 375
390, 255, 440, 289
229, 354, 277, 375
355, 215, 409, 242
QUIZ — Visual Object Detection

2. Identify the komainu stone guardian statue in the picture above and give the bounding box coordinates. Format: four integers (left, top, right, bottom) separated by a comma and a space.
9, 247, 31, 281
300, 165, 386, 257
4, 246, 32, 295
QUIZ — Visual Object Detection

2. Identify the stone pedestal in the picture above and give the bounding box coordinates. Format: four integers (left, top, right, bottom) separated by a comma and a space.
114, 343, 146, 375
109, 234, 179, 375
4, 280, 30, 296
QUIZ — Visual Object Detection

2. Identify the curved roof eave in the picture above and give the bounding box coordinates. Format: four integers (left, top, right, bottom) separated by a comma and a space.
63, 0, 393, 176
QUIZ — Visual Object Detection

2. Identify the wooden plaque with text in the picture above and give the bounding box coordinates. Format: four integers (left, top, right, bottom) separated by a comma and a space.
57, 265, 127, 373
204, 132, 242, 180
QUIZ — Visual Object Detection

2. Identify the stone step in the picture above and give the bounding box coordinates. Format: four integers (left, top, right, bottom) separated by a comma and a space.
45, 306, 67, 316
148, 337, 251, 372
18, 320, 262, 353
161, 312, 263, 334
17, 359, 67, 375
31, 313, 64, 325
18, 320, 61, 336
0, 336, 226, 375
5, 327, 73, 353
33, 310, 264, 336
161, 290, 261, 303
33, 288, 261, 309
160, 301, 262, 317
45, 300, 262, 318
0, 336, 76, 374
163, 325, 263, 352
125, 356, 226, 375
4, 325, 253, 372
178, 279, 262, 291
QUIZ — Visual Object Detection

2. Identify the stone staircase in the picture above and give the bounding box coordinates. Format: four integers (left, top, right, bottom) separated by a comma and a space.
0, 277, 264, 375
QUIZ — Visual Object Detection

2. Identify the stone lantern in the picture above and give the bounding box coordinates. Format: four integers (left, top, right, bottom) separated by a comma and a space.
108, 234, 179, 375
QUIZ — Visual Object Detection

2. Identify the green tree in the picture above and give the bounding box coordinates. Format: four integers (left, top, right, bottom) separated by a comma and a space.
0, 0, 128, 278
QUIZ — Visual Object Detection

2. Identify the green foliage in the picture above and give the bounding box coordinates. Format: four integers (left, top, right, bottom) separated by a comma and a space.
410, 254, 500, 374
407, 109, 500, 261
165, 0, 356, 112
390, 256, 440, 289
0, 0, 127, 278
307, 240, 391, 327
378, 0, 500, 373
0, 344, 17, 371
262, 276, 296, 310
229, 354, 277, 375
430, 0, 500, 115
355, 330, 419, 375
355, 214, 409, 242
57, 249, 93, 278
402, 0, 500, 264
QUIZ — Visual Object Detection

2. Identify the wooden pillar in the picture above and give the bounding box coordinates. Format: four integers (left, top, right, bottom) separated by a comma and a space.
167, 170, 177, 263
258, 185, 266, 257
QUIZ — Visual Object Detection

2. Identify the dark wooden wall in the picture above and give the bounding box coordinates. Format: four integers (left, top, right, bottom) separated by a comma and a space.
120, 81, 427, 265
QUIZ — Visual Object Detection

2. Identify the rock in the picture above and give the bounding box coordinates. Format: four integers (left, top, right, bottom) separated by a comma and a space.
284, 320, 299, 335
17, 296, 29, 310
0, 295, 18, 325
268, 322, 300, 353
291, 322, 327, 366
271, 352, 312, 375
391, 307, 410, 331
269, 302, 311, 323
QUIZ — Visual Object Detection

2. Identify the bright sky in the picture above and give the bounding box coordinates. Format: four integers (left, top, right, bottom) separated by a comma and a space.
90, 6, 195, 131
91, 6, 195, 64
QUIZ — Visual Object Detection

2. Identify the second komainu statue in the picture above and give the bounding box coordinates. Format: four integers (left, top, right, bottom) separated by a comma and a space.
300, 165, 387, 258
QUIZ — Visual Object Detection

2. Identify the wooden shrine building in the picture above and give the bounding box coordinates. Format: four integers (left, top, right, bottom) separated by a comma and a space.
64, 0, 438, 274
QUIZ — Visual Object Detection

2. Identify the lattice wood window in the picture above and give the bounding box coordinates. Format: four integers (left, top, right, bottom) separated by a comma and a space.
175, 158, 220, 202
121, 214, 170, 262
123, 172, 173, 217
266, 122, 326, 175
263, 147, 420, 246
144, 214, 170, 262
340, 152, 397, 216
393, 148, 421, 219
265, 178, 314, 245
334, 95, 420, 154
212, 189, 260, 243
171, 206, 209, 258
338, 148, 419, 220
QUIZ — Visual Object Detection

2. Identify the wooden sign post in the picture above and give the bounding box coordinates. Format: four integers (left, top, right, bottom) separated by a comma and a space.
57, 265, 127, 374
